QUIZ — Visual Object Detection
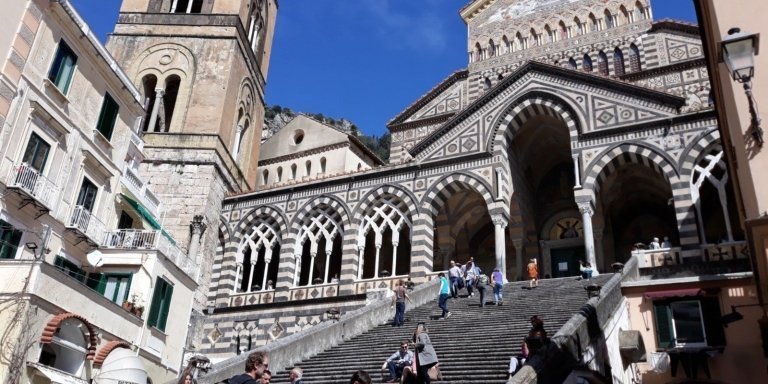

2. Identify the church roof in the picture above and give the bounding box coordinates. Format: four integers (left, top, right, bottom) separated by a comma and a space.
409, 60, 686, 156
650, 19, 700, 36
387, 69, 468, 129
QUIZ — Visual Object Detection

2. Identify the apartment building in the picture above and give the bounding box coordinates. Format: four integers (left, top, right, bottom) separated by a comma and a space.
0, 1, 197, 383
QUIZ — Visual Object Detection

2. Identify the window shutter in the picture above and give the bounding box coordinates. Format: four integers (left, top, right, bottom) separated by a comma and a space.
701, 298, 727, 347
158, 283, 173, 331
148, 278, 163, 328
96, 94, 119, 140
653, 301, 673, 348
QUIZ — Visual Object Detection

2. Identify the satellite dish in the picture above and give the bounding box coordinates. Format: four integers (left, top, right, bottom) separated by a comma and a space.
86, 249, 103, 267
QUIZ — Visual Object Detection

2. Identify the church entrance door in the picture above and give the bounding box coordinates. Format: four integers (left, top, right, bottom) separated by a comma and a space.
550, 246, 585, 278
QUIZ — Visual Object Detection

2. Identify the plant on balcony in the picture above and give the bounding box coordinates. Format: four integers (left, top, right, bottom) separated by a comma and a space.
123, 293, 145, 318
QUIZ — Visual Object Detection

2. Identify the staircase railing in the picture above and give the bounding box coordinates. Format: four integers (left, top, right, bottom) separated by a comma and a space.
5, 162, 60, 211
199, 278, 441, 384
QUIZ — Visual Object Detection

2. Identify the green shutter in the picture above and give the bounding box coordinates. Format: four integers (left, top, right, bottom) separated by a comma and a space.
96, 93, 119, 140
86, 273, 105, 292
48, 41, 77, 94
654, 301, 673, 349
701, 298, 727, 347
147, 278, 163, 328
158, 282, 173, 331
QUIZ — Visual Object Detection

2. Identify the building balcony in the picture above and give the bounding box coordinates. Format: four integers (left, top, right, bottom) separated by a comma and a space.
631, 241, 751, 280
4, 162, 60, 216
101, 229, 198, 282
120, 166, 161, 217
66, 206, 106, 247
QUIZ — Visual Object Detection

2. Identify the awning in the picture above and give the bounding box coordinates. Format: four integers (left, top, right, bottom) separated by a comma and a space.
119, 194, 176, 245
93, 347, 147, 384
644, 288, 703, 299
28, 362, 88, 384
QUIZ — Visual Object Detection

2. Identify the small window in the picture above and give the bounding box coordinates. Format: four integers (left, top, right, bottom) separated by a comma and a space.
293, 130, 304, 145
22, 133, 51, 173
583, 54, 593, 72
48, 40, 78, 94
39, 318, 88, 375
597, 51, 609, 75
614, 48, 625, 76
76, 178, 98, 212
320, 157, 327, 173
653, 297, 726, 349
171, 0, 203, 13
147, 277, 173, 332
305, 160, 311, 176
54, 255, 87, 282
97, 273, 132, 304
96, 93, 119, 140
262, 169, 269, 185
0, 219, 23, 259
290, 163, 297, 179
277, 166, 283, 181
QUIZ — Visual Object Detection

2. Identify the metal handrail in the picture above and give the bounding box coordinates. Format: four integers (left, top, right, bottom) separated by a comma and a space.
68, 205, 106, 244
101, 228, 199, 282
6, 162, 60, 210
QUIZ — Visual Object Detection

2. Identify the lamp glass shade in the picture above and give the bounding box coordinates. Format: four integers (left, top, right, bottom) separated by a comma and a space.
722, 33, 757, 81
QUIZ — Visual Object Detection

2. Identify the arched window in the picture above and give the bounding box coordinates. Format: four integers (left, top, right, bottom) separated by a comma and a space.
620, 5, 630, 25
277, 166, 283, 182
583, 54, 593, 72
484, 77, 492, 90
235, 120, 249, 161
634, 1, 646, 21
320, 157, 327, 173
568, 58, 577, 70
357, 195, 412, 279
530, 28, 539, 46
502, 35, 511, 54
357, 163, 362, 170
171, 0, 204, 14
589, 13, 598, 32
613, 48, 625, 76
574, 17, 583, 35
290, 163, 297, 179
604, 9, 615, 29
708, 90, 715, 106
544, 25, 555, 43
515, 32, 525, 51
141, 75, 158, 132
559, 21, 568, 40
163, 75, 181, 132
235, 215, 281, 293
629, 43, 641, 72
474, 42, 483, 62
39, 318, 89, 375
488, 39, 496, 57
305, 160, 312, 177
262, 169, 269, 185
294, 205, 343, 286
597, 51, 609, 75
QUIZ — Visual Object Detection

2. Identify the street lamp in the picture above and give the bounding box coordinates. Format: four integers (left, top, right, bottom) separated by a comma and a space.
721, 27, 763, 146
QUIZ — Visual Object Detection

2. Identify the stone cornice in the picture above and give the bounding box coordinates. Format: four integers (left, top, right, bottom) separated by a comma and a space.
388, 113, 455, 132
387, 70, 468, 127
258, 142, 349, 166
649, 19, 701, 37
578, 109, 717, 141
618, 58, 706, 81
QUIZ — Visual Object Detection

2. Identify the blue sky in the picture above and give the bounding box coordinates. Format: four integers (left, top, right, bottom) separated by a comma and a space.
71, 0, 697, 137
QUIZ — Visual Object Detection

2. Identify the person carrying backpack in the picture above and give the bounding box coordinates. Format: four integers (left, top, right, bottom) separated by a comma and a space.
475, 269, 489, 307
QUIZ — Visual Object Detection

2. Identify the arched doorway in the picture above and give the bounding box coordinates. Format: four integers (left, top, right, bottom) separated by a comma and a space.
433, 186, 494, 272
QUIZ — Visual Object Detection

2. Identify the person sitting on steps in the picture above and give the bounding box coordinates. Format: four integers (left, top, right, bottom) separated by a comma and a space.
382, 341, 414, 383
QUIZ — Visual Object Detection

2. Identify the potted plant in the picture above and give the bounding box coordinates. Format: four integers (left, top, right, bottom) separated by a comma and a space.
130, 293, 144, 318
122, 300, 134, 312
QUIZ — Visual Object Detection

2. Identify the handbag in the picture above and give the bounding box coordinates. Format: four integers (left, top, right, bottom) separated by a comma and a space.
427, 364, 441, 380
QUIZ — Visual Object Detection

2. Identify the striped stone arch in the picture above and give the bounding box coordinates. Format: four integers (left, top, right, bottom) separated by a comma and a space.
351, 185, 420, 227
487, 91, 582, 156
232, 205, 289, 245
582, 143, 681, 195
680, 128, 721, 174
288, 195, 352, 235
421, 172, 500, 217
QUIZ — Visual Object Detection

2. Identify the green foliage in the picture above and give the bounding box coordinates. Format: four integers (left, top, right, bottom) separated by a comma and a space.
357, 132, 390, 162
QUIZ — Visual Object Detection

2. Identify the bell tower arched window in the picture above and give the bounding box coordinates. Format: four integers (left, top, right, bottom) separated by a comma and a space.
163, 75, 181, 132
141, 75, 159, 132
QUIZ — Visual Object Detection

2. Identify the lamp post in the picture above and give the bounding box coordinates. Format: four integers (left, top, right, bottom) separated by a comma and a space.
721, 28, 763, 146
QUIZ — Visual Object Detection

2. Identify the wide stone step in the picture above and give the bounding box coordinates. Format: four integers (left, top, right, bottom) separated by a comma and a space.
270, 275, 612, 384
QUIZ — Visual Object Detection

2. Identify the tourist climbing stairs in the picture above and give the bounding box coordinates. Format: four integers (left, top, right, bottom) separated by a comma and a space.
272, 274, 614, 384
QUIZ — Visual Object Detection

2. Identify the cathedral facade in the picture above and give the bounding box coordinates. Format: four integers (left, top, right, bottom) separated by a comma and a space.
197, 0, 741, 363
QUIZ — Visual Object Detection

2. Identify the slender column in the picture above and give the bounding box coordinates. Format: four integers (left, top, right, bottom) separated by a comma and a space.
232, 124, 244, 159
261, 249, 272, 291
186, 0, 194, 13
188, 214, 207, 264
293, 254, 301, 286
578, 202, 598, 274
391, 241, 399, 276
247, 259, 256, 292
572, 154, 582, 188
357, 245, 365, 280
373, 245, 382, 278
307, 252, 317, 285
491, 214, 508, 281
170, 0, 179, 13
146, 88, 165, 133
234, 264, 242, 293
512, 239, 523, 281
323, 246, 332, 283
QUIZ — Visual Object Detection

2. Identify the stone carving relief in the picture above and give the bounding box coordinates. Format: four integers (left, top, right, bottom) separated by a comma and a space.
133, 42, 196, 78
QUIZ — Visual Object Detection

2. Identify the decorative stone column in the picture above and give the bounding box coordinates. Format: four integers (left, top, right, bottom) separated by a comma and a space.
572, 154, 582, 188
146, 88, 165, 133
578, 202, 598, 275
188, 215, 207, 264
356, 244, 365, 280
491, 214, 508, 281
512, 239, 523, 281
232, 124, 244, 159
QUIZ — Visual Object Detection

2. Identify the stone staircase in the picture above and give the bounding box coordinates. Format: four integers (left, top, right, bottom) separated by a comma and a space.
271, 274, 614, 384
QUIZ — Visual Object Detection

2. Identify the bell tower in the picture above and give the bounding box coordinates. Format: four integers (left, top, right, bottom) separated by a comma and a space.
106, 0, 277, 311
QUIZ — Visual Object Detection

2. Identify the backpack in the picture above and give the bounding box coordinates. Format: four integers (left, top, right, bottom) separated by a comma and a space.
478, 274, 489, 285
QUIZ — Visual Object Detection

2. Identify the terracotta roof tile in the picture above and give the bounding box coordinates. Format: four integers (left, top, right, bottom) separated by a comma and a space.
94, 340, 132, 366
41, 312, 99, 360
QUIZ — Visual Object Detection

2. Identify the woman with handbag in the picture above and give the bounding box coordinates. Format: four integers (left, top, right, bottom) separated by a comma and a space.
412, 323, 439, 384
